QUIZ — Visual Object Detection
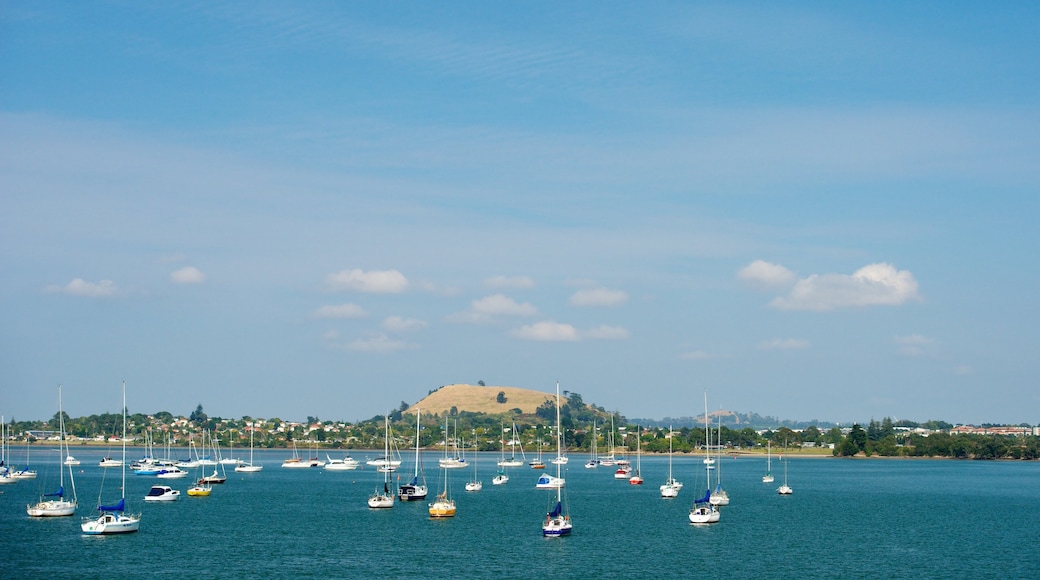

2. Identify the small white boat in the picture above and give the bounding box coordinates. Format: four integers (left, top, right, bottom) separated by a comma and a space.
234, 422, 263, 472
156, 466, 189, 479
762, 441, 775, 483
778, 451, 793, 495
98, 457, 122, 468
28, 385, 78, 517
689, 392, 720, 525
143, 485, 180, 502
324, 455, 360, 471
368, 415, 395, 509
492, 471, 509, 485
81, 382, 141, 535
64, 455, 81, 466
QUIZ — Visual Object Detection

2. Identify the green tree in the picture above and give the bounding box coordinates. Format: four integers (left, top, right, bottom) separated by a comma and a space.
190, 404, 207, 426
496, 391, 507, 404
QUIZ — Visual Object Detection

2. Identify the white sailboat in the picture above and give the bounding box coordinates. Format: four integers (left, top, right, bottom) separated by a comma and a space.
0, 416, 14, 485
219, 430, 242, 465
689, 392, 720, 524
200, 430, 227, 484
368, 415, 394, 509
11, 434, 37, 479
778, 443, 793, 495
234, 422, 263, 472
497, 423, 525, 467
710, 412, 730, 506
398, 409, 428, 500
81, 381, 141, 534
599, 416, 616, 467
28, 385, 78, 516
585, 420, 599, 468
762, 441, 774, 483
541, 381, 571, 537
437, 419, 467, 469
465, 439, 482, 492
660, 425, 681, 498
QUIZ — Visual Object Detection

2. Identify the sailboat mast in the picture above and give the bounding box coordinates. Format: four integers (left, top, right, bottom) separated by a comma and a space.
121, 381, 127, 501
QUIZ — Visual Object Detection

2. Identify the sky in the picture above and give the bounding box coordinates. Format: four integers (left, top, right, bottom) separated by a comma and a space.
2, 1, 1038, 425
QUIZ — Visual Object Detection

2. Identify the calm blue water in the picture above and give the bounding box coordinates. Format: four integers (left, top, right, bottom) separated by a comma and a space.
3, 449, 1038, 578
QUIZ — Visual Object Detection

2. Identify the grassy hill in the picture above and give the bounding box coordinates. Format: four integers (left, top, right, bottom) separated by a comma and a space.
406, 384, 566, 416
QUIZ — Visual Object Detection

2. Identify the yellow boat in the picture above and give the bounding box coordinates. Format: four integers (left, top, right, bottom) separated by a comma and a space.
428, 492, 455, 517
187, 482, 212, 497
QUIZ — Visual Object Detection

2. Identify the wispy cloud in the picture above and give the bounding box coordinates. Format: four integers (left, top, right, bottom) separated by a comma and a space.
313, 303, 368, 319
584, 325, 630, 340
895, 334, 933, 356
326, 269, 408, 293
45, 278, 119, 297
343, 333, 414, 353
569, 287, 628, 307
383, 316, 427, 332
768, 263, 921, 311
510, 321, 579, 342
448, 294, 538, 324
738, 260, 796, 289
760, 338, 810, 350
170, 266, 206, 284
484, 275, 535, 289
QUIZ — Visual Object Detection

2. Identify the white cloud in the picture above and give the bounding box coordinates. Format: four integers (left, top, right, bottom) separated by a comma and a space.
170, 266, 206, 284
313, 303, 368, 319
45, 278, 119, 297
511, 321, 580, 342
895, 334, 934, 356
583, 325, 630, 340
448, 293, 538, 324
321, 329, 341, 340
738, 260, 796, 289
953, 365, 973, 375
383, 316, 427, 332
769, 263, 921, 311
569, 287, 628, 307
484, 275, 535, 289
679, 350, 720, 361
344, 334, 413, 353
760, 338, 810, 350
326, 269, 408, 293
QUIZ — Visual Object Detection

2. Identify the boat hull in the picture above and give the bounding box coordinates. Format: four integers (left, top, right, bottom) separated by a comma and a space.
81, 513, 140, 534
27, 500, 77, 517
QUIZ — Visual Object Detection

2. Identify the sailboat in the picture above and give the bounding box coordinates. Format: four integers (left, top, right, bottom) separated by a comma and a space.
492, 423, 510, 485
497, 423, 525, 467
584, 420, 599, 468
428, 456, 456, 517
465, 437, 482, 492
28, 385, 78, 516
599, 416, 616, 467
777, 442, 793, 495
11, 431, 37, 479
437, 419, 467, 469
0, 416, 14, 485
541, 381, 571, 537
762, 441, 775, 483
628, 425, 643, 485
234, 421, 263, 472
660, 425, 681, 498
709, 412, 730, 506
368, 415, 394, 509
689, 392, 720, 524
282, 440, 306, 468
220, 430, 241, 465
398, 409, 428, 501
81, 381, 141, 534
200, 430, 227, 484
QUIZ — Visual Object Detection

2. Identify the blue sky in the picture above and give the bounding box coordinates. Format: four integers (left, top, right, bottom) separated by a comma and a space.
2, 1, 1038, 425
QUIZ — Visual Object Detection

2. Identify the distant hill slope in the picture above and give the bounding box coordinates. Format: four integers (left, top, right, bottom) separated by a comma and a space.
407, 384, 565, 416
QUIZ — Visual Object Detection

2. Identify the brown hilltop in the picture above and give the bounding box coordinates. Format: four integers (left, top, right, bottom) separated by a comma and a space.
406, 384, 566, 416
